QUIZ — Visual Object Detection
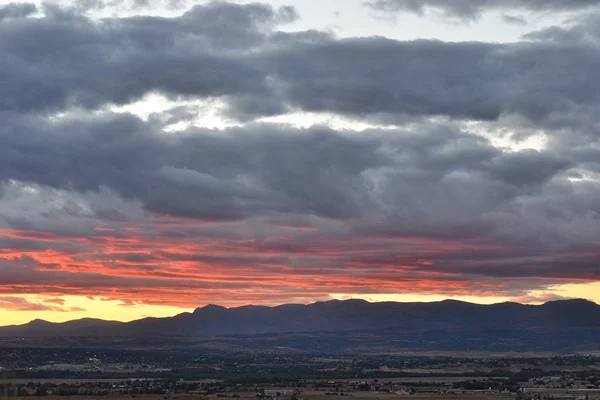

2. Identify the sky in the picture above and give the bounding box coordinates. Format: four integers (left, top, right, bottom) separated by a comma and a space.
1, 0, 600, 326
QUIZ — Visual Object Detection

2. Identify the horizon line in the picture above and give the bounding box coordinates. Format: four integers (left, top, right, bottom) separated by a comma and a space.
1, 297, 596, 328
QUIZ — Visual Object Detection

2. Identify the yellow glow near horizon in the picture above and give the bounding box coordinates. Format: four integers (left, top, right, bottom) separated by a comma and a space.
1, 282, 598, 327
0, 295, 193, 326
329, 293, 515, 304
331, 282, 600, 305
549, 281, 600, 303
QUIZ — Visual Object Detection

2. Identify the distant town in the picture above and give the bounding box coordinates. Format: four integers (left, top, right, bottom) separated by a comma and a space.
1, 346, 599, 400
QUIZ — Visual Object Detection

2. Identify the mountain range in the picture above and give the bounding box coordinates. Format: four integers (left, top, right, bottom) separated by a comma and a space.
1, 299, 599, 341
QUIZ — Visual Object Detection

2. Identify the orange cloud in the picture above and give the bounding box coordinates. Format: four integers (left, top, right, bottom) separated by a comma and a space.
0, 216, 599, 311
0, 296, 76, 312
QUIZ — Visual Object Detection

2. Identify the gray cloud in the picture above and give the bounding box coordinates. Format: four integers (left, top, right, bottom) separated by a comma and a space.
523, 11, 600, 44
258, 37, 600, 127
1, 2, 600, 126
1, 110, 597, 250
0, 1, 288, 114
0, 112, 387, 221
0, 3, 36, 20
366, 0, 600, 20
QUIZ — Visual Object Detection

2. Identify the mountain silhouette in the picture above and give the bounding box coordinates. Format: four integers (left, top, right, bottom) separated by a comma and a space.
1, 299, 599, 339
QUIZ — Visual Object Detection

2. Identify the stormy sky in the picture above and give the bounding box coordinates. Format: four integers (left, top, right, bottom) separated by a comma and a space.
1, 0, 600, 324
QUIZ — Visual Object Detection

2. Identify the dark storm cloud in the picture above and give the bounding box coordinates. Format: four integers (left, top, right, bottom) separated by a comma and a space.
2, 2, 600, 125
258, 37, 600, 126
1, 110, 597, 250
366, 0, 600, 20
483, 150, 571, 187
0, 3, 36, 20
0, 1, 288, 114
0, 112, 388, 221
0, 0, 598, 248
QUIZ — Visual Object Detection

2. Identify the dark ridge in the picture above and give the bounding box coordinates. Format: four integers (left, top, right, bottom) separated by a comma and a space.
0, 298, 597, 341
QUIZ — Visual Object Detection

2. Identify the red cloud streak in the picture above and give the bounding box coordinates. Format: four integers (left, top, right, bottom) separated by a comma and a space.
0, 217, 598, 308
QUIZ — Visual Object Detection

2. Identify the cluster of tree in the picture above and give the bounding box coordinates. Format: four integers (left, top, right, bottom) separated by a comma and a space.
0, 381, 176, 397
